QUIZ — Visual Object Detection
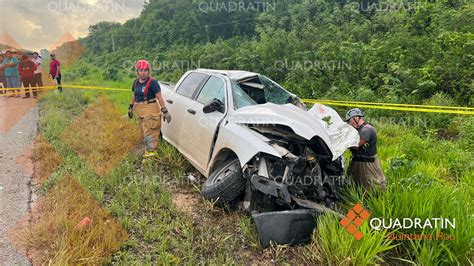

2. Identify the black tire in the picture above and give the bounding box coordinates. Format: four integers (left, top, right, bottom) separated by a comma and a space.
202, 158, 246, 204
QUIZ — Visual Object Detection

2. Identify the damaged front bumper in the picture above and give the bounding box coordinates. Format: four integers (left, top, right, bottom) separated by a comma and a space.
244, 153, 345, 247
252, 209, 317, 247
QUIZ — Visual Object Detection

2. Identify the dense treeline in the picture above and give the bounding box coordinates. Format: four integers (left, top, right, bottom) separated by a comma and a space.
71, 0, 473, 105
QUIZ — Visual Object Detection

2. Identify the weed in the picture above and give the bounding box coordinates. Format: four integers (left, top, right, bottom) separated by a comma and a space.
13, 176, 127, 265
30, 135, 64, 184
313, 213, 395, 265
31, 87, 473, 264
61, 96, 141, 176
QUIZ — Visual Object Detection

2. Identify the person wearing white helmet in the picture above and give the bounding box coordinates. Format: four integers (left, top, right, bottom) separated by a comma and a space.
345, 108, 386, 192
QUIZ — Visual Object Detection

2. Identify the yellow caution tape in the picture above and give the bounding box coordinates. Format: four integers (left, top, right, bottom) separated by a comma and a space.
313, 99, 474, 111
1, 84, 472, 115
305, 99, 474, 115
1, 86, 58, 91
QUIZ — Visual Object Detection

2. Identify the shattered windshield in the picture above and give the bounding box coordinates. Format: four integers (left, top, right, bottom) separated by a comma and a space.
258, 75, 292, 105
232, 80, 257, 109
231, 75, 294, 109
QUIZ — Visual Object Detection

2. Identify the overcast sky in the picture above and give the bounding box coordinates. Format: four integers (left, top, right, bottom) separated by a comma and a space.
0, 0, 145, 51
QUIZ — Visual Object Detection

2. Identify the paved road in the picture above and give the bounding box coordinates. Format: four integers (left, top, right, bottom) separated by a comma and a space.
0, 97, 38, 265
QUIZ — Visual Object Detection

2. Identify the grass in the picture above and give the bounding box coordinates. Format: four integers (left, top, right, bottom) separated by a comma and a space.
30, 135, 64, 185
311, 213, 395, 265
13, 176, 127, 265
337, 121, 473, 265
61, 96, 141, 176
30, 90, 265, 264
25, 87, 473, 264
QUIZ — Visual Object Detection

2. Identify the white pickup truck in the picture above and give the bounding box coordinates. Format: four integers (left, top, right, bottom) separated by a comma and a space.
159, 69, 358, 246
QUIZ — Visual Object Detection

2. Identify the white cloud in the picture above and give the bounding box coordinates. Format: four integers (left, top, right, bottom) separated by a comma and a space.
0, 0, 144, 51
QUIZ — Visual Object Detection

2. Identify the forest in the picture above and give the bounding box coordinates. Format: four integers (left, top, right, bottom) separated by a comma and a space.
65, 0, 473, 107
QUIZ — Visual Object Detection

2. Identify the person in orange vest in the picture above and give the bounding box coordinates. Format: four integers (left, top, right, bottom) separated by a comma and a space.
128, 59, 171, 159
18, 54, 38, 98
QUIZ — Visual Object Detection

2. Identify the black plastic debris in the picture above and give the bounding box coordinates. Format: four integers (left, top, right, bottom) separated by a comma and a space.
252, 209, 317, 248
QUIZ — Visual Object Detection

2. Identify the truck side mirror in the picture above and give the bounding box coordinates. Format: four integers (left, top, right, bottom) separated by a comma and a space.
203, 98, 224, 113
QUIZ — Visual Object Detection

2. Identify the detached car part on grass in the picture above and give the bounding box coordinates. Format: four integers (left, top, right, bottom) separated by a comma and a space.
160, 69, 358, 247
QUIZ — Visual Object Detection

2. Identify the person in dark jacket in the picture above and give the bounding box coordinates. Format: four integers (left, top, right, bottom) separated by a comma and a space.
346, 108, 387, 192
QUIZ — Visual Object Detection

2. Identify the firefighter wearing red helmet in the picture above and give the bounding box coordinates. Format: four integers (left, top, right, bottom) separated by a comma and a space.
129, 59, 171, 159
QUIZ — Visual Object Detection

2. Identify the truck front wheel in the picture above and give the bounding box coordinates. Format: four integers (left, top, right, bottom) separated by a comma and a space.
201, 158, 246, 205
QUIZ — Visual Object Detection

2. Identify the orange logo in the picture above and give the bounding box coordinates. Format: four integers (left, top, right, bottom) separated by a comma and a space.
340, 203, 370, 240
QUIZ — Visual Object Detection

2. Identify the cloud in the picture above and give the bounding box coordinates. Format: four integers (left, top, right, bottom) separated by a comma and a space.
0, 0, 144, 51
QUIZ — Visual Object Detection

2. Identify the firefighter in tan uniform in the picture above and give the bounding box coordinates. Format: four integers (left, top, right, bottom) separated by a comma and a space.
128, 60, 171, 159
346, 108, 387, 192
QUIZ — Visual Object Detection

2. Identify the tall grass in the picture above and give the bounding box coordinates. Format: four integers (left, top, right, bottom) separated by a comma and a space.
32, 86, 473, 264
14, 176, 127, 265
31, 135, 64, 184
334, 121, 473, 265
33, 89, 261, 264
313, 213, 395, 265
61, 96, 141, 176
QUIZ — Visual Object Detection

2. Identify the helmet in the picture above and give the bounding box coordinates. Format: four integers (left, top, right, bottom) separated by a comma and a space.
345, 108, 364, 121
135, 59, 150, 70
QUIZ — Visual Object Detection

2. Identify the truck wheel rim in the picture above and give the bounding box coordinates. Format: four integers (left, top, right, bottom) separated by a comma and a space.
208, 161, 240, 185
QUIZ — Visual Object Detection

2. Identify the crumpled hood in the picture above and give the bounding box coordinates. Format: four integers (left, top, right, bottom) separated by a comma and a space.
307, 104, 360, 159
229, 103, 358, 159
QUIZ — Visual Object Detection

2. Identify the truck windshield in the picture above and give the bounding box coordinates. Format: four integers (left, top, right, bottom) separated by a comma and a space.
258, 75, 292, 105
231, 75, 293, 108
232, 80, 257, 109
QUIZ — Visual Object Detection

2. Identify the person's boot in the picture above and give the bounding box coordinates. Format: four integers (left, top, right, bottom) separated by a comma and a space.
33, 92, 38, 98
142, 151, 158, 162
23, 93, 31, 98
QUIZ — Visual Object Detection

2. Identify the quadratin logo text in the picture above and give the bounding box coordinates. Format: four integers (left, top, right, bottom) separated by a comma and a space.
339, 203, 370, 240
340, 203, 457, 241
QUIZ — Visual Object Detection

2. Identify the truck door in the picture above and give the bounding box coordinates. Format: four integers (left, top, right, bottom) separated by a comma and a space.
161, 72, 208, 147
179, 76, 227, 172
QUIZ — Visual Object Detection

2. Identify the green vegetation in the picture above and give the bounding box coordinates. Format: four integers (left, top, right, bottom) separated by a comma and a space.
32, 86, 472, 264
68, 0, 473, 106
34, 91, 264, 264
39, 0, 473, 264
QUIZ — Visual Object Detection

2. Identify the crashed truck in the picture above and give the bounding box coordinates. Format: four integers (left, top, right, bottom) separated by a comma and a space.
160, 69, 359, 247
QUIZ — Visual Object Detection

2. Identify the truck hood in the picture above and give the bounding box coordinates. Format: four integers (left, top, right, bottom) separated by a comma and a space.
228, 103, 359, 160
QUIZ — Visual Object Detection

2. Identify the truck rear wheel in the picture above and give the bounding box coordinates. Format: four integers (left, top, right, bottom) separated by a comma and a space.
201, 158, 246, 204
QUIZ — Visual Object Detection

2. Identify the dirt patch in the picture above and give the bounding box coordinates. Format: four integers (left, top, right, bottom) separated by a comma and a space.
172, 193, 201, 216
0, 97, 37, 133
61, 96, 141, 176
16, 144, 34, 177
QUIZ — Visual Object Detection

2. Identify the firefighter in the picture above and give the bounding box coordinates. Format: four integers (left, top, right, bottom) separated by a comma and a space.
128, 59, 171, 159
346, 108, 387, 192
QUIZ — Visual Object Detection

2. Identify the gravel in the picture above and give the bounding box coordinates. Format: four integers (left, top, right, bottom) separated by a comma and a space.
0, 104, 38, 265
